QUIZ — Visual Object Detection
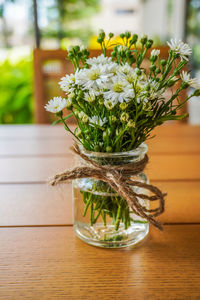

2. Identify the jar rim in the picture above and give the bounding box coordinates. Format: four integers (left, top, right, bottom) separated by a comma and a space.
78, 143, 148, 158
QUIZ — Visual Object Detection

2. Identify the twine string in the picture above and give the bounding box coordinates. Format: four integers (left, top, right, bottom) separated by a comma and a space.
50, 144, 166, 230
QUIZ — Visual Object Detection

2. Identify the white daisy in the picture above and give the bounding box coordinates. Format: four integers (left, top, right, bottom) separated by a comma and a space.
117, 45, 127, 52
140, 80, 162, 101
104, 77, 134, 103
167, 39, 192, 61
59, 74, 76, 93
118, 64, 137, 84
89, 116, 108, 127
78, 111, 89, 123
75, 65, 110, 90
84, 91, 96, 103
104, 62, 119, 75
118, 63, 134, 76
148, 81, 163, 100
181, 71, 200, 89
150, 49, 160, 57
44, 97, 66, 113
86, 54, 112, 66
104, 100, 116, 110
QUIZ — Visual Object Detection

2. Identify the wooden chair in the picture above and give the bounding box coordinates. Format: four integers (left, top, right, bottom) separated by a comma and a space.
33, 47, 187, 123
33, 49, 104, 123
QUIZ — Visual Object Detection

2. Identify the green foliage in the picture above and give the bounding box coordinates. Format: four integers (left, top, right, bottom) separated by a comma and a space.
42, 0, 100, 45
0, 56, 33, 124
186, 0, 200, 71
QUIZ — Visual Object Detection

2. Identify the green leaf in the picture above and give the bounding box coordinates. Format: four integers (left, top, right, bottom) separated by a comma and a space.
63, 113, 73, 120
51, 119, 61, 125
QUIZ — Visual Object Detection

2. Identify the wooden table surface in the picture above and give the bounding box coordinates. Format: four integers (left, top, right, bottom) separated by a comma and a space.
0, 124, 200, 299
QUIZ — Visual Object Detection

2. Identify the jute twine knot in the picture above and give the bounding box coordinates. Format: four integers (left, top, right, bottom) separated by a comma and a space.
50, 144, 166, 230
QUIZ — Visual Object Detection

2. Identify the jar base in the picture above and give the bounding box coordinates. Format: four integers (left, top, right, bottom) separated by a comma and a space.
74, 222, 149, 248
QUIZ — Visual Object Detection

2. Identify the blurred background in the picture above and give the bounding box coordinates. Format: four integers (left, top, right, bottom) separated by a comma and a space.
0, 0, 199, 124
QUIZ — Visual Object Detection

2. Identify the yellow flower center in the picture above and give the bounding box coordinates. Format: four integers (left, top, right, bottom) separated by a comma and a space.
89, 70, 100, 81
126, 75, 134, 84
113, 83, 124, 93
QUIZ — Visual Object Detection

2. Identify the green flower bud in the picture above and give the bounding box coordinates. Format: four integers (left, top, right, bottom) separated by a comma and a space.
120, 112, 129, 123
74, 45, 80, 52
109, 32, 114, 38
119, 102, 128, 110
146, 39, 153, 49
104, 100, 114, 110
155, 68, 161, 74
76, 128, 82, 138
130, 34, 138, 44
181, 82, 189, 89
78, 111, 88, 123
68, 53, 73, 59
145, 84, 150, 91
97, 37, 103, 44
120, 33, 125, 39
127, 120, 135, 128
82, 49, 89, 55
160, 59, 167, 66
106, 146, 112, 153
99, 98, 104, 105
82, 115, 89, 123
99, 29, 105, 38
136, 68, 142, 76
111, 116, 117, 122
140, 35, 148, 45
150, 65, 156, 72
125, 31, 131, 39
193, 89, 200, 96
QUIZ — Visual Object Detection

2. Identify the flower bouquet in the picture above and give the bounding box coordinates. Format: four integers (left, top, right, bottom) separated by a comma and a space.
46, 30, 200, 248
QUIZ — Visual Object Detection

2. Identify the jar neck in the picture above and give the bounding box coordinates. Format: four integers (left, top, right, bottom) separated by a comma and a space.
78, 143, 148, 167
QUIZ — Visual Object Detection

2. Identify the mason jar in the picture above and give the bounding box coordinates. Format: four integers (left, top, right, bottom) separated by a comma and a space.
72, 143, 149, 248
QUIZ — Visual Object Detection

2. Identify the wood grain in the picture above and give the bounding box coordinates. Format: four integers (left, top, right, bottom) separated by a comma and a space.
0, 124, 200, 299
0, 124, 66, 139
0, 153, 199, 183
0, 181, 199, 227
0, 225, 199, 300
0, 184, 72, 226
1, 133, 200, 156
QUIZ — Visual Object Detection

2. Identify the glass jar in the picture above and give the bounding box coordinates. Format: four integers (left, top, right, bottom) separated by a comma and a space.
72, 143, 149, 248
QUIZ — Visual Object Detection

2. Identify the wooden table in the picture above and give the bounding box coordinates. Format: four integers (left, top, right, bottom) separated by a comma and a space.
0, 124, 200, 299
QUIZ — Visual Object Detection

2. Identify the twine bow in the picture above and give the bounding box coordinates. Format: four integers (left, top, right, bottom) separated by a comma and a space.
50, 144, 166, 230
